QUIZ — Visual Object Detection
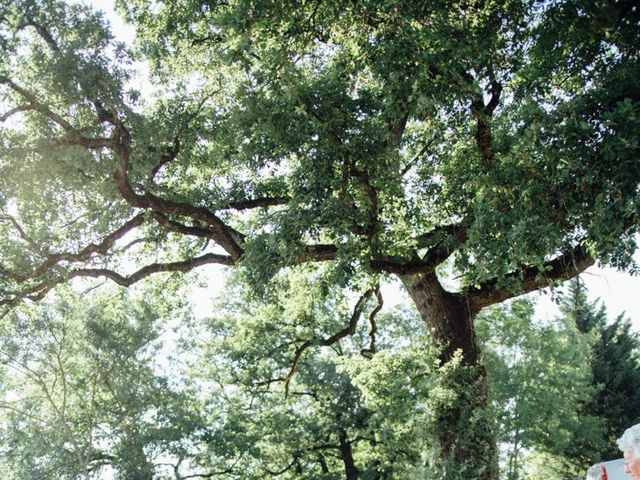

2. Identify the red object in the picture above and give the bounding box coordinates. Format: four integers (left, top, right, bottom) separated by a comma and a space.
602, 466, 609, 480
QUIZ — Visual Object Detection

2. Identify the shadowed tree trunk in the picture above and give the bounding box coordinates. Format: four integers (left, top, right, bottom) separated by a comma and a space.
339, 429, 359, 480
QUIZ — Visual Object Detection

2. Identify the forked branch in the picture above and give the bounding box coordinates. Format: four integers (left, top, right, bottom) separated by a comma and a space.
0, 252, 234, 312
0, 214, 146, 282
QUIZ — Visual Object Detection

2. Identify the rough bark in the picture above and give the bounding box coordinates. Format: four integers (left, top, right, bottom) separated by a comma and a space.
401, 271, 499, 480
401, 272, 479, 365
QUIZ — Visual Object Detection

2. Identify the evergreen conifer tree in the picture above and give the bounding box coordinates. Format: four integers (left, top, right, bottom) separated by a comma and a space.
562, 278, 640, 463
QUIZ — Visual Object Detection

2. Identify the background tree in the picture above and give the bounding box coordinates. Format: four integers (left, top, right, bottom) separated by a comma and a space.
2, 267, 637, 479
0, 282, 202, 479
0, 1, 638, 476
190, 270, 440, 479
476, 298, 601, 480
561, 278, 640, 466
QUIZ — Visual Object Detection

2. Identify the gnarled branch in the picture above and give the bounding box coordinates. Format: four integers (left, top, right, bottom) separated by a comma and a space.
151, 212, 215, 239
0, 214, 146, 283
466, 244, 595, 312
361, 285, 383, 358
284, 287, 376, 395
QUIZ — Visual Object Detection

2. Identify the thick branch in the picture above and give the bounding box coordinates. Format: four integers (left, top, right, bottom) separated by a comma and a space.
150, 137, 180, 181
350, 164, 379, 237
71, 253, 235, 286
0, 214, 146, 282
338, 429, 358, 480
0, 79, 115, 152
0, 253, 233, 311
20, 17, 60, 51
472, 104, 495, 173
485, 70, 503, 116
223, 196, 290, 210
369, 257, 430, 275
0, 104, 33, 122
466, 245, 595, 312
470, 70, 502, 173
413, 218, 470, 268
386, 111, 410, 147
113, 140, 245, 260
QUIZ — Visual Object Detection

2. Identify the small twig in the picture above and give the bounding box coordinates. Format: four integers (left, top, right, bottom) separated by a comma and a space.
401, 139, 435, 176
79, 281, 107, 297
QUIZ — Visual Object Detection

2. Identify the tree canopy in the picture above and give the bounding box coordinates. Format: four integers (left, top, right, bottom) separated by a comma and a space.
0, 282, 201, 479
0, 0, 638, 309
0, 0, 638, 477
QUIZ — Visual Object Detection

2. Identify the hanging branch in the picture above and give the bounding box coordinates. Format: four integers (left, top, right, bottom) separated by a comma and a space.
284, 287, 376, 395
361, 285, 383, 359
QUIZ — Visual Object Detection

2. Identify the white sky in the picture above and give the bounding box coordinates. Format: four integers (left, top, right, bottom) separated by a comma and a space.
537, 255, 640, 325
88, 0, 640, 330
87, 0, 136, 43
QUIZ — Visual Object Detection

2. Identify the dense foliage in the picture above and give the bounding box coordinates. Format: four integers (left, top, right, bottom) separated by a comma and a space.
0, 0, 638, 476
0, 281, 201, 479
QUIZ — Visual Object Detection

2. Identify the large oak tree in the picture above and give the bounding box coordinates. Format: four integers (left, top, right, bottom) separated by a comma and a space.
0, 0, 638, 477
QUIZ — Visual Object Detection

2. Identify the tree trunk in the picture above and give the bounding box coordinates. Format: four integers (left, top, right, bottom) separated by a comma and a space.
317, 454, 330, 474
401, 272, 499, 480
338, 429, 359, 480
